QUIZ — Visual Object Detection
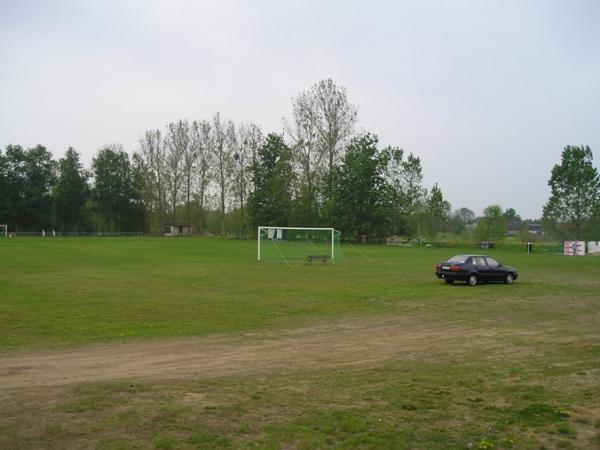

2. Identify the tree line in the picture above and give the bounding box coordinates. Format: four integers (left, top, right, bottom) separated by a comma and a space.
1, 79, 599, 240
0, 144, 147, 233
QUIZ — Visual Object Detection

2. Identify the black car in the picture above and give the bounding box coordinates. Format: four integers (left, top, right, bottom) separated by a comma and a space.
435, 255, 518, 286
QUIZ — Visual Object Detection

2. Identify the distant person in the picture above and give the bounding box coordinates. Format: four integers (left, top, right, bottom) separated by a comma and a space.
52, 230, 56, 237
42, 229, 45, 237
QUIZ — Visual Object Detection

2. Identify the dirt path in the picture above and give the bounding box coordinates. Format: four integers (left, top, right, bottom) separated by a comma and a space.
0, 316, 526, 390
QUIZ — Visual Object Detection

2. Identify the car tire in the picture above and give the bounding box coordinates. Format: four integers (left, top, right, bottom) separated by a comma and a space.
505, 273, 514, 285
445, 279, 455, 284
467, 274, 478, 286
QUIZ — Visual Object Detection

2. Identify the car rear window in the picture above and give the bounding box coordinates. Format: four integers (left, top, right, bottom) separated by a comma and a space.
447, 255, 468, 264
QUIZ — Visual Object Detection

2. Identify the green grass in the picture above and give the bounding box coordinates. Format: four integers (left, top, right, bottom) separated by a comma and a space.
0, 237, 597, 351
1, 237, 600, 449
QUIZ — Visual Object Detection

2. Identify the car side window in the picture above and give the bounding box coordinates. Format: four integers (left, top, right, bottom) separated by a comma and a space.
485, 257, 499, 267
474, 257, 486, 267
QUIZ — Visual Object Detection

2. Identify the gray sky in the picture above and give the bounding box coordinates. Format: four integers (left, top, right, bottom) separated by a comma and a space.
1, 0, 599, 219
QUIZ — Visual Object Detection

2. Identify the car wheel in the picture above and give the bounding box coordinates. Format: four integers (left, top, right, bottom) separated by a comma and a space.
505, 273, 514, 285
467, 274, 478, 286
445, 279, 455, 284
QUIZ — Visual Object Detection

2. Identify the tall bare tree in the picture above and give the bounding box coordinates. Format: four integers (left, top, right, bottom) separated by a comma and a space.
211, 113, 232, 235
139, 129, 166, 232
228, 122, 261, 237
313, 79, 358, 187
191, 120, 213, 231
245, 122, 263, 167
285, 79, 357, 223
284, 90, 324, 219
165, 120, 189, 224
182, 125, 198, 230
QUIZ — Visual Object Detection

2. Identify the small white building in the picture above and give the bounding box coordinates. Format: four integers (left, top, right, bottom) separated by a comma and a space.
588, 241, 600, 255
164, 224, 191, 237
267, 227, 284, 240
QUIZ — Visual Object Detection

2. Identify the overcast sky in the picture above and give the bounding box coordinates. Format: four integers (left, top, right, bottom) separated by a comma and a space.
1, 0, 599, 218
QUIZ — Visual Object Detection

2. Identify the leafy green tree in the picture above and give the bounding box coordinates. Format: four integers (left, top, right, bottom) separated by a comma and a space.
384, 147, 426, 237
449, 207, 475, 234
449, 213, 466, 234
0, 148, 12, 225
53, 147, 89, 231
476, 204, 507, 241
587, 206, 600, 240
458, 207, 476, 225
24, 145, 56, 230
0, 144, 55, 230
503, 208, 522, 231
384, 146, 405, 234
248, 134, 295, 228
423, 183, 451, 240
332, 134, 392, 240
92, 145, 147, 231
542, 145, 600, 239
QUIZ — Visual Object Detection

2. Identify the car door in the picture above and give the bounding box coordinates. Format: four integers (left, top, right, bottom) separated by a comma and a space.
484, 257, 503, 282
472, 256, 493, 282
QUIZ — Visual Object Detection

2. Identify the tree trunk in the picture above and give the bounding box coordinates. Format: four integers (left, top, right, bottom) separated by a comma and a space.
220, 175, 225, 235
172, 190, 176, 224
329, 150, 334, 192
239, 202, 243, 237
186, 175, 191, 232
199, 190, 204, 233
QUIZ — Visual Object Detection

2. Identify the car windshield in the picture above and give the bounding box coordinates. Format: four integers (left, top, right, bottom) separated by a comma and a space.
447, 255, 468, 264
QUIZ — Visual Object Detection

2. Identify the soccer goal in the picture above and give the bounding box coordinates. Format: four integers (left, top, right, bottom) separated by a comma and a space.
0, 225, 7, 238
257, 227, 342, 262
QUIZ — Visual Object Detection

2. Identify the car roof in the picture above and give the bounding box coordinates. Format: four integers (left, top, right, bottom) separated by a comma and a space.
449, 255, 493, 258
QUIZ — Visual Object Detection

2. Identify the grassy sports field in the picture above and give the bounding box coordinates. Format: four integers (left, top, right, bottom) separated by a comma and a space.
1, 237, 599, 449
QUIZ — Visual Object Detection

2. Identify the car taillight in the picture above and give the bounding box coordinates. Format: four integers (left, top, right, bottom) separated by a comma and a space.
449, 265, 461, 272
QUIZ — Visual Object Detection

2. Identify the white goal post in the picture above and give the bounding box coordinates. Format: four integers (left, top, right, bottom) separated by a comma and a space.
257, 226, 337, 261
0, 225, 7, 238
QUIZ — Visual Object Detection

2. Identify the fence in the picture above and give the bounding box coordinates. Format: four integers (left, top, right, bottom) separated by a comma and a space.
7, 232, 144, 237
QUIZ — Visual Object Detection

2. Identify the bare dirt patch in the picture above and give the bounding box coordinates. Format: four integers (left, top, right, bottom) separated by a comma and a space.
0, 315, 532, 390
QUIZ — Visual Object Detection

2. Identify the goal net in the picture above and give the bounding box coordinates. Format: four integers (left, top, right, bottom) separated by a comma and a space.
0, 225, 7, 238
257, 227, 343, 262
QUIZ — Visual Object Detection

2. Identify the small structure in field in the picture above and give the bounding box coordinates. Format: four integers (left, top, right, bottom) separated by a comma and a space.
386, 236, 416, 246
588, 241, 600, 255
528, 223, 544, 236
164, 224, 191, 237
564, 241, 585, 256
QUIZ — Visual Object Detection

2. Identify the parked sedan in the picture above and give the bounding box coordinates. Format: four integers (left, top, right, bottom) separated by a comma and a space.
435, 255, 518, 286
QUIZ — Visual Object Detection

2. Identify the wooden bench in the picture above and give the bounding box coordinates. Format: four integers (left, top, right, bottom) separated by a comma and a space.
305, 255, 330, 264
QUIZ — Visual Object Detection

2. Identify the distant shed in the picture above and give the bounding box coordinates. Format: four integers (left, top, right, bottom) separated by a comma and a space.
164, 224, 191, 237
